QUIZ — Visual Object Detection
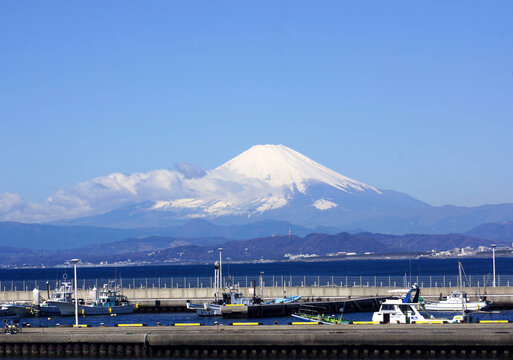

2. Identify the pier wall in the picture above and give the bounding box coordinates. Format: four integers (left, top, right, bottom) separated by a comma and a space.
1, 286, 512, 304
0, 324, 512, 358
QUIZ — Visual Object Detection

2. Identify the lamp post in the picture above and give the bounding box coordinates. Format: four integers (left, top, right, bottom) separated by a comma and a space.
218, 248, 223, 290
71, 259, 80, 327
492, 244, 496, 287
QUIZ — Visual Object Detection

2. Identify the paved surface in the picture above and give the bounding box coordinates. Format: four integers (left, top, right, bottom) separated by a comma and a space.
2, 323, 512, 347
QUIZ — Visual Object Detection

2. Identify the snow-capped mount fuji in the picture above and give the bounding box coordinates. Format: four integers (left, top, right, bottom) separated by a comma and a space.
211, 144, 381, 195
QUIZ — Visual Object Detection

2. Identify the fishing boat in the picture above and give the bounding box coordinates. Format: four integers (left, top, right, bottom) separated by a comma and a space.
196, 291, 259, 317
372, 285, 463, 324
39, 281, 74, 316
49, 281, 134, 316
188, 249, 262, 316
424, 291, 490, 311
424, 262, 491, 312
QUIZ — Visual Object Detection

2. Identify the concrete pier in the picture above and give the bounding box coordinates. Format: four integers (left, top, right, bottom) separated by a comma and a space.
0, 323, 512, 358
2, 285, 511, 304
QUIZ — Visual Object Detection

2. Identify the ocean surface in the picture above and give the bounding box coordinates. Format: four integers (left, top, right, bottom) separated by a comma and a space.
9, 309, 513, 328
1, 257, 510, 280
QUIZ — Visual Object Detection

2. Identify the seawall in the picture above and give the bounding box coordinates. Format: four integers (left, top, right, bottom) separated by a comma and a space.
0, 323, 512, 358
0, 286, 511, 305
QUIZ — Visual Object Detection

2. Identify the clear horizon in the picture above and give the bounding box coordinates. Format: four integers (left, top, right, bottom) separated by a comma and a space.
1, 1, 512, 220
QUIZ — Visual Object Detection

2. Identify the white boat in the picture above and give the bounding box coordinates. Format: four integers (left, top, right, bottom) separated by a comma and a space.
40, 281, 74, 316
197, 303, 222, 317
425, 262, 492, 312
49, 282, 134, 316
424, 291, 490, 311
372, 285, 463, 324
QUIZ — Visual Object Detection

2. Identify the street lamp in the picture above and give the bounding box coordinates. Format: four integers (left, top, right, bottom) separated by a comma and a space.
71, 259, 80, 327
491, 245, 496, 287
218, 248, 223, 290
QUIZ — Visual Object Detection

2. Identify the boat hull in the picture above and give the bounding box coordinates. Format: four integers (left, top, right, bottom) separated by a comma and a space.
424, 301, 489, 311
196, 304, 222, 316
5, 305, 34, 317
48, 301, 135, 316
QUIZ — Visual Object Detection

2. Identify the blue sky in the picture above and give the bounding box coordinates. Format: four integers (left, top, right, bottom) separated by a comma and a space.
1, 1, 512, 208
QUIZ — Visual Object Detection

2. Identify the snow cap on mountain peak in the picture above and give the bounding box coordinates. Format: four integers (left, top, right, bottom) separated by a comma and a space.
212, 144, 380, 194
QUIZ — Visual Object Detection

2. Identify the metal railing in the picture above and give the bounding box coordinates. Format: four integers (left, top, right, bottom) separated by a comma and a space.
1, 274, 511, 292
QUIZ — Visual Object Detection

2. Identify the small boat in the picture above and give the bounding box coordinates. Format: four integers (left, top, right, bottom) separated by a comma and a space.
424, 291, 490, 312
425, 262, 491, 312
3, 304, 34, 318
40, 281, 74, 316
372, 285, 463, 324
48, 281, 134, 316
292, 305, 350, 325
197, 291, 260, 317
0, 305, 10, 316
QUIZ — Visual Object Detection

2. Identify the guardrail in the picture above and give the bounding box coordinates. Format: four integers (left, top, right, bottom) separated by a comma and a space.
1, 274, 511, 292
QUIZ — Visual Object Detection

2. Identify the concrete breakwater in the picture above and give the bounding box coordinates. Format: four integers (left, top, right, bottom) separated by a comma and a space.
0, 324, 512, 358
1, 285, 512, 307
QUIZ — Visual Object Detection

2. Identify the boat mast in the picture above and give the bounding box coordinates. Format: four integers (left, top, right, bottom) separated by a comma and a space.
218, 248, 223, 292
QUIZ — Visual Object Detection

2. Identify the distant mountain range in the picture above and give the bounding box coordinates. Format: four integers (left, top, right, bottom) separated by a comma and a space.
0, 229, 500, 267
0, 219, 342, 250
3, 144, 513, 234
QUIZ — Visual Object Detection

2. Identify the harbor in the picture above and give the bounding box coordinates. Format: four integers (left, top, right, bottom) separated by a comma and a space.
1, 258, 513, 358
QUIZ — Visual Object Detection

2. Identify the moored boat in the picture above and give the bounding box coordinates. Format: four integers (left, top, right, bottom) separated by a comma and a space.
292, 305, 350, 325
372, 285, 463, 324
424, 291, 490, 312
49, 282, 134, 316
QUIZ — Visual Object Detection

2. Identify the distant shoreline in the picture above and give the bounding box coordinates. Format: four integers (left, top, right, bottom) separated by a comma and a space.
2, 251, 510, 270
